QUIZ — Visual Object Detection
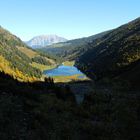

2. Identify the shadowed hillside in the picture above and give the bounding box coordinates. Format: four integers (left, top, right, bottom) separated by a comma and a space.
0, 70, 139, 140
75, 17, 140, 88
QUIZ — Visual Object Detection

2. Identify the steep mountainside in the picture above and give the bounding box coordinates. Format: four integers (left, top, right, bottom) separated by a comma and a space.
75, 17, 140, 86
39, 31, 110, 60
0, 26, 56, 81
26, 35, 67, 49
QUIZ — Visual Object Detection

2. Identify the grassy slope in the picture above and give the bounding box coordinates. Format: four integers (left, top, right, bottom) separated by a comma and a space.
17, 46, 37, 58
17, 46, 56, 64
31, 62, 57, 72
63, 61, 75, 66
17, 46, 57, 72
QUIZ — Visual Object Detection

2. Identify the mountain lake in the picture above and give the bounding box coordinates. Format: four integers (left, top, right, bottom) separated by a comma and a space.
43, 64, 87, 82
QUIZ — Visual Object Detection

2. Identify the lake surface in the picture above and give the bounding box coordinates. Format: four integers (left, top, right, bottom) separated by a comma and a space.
43, 65, 86, 78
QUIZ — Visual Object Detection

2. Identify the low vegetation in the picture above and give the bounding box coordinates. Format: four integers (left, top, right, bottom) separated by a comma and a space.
63, 61, 75, 66
52, 74, 88, 83
17, 46, 37, 58
31, 62, 57, 72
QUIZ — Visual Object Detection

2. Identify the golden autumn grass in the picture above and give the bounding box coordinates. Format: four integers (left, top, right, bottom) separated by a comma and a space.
51, 74, 88, 83
17, 46, 37, 58
17, 46, 56, 64
0, 55, 39, 82
31, 62, 57, 72
63, 61, 75, 66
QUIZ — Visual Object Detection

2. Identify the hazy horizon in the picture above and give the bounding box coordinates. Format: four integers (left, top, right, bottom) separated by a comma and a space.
0, 0, 140, 41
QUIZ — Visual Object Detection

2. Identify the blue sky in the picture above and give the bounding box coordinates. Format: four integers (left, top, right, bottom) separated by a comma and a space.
0, 0, 139, 40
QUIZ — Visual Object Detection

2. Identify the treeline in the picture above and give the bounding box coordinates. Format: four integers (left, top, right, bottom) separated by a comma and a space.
32, 56, 51, 65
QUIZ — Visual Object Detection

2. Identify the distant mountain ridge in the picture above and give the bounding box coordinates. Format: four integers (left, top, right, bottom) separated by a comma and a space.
26, 35, 67, 48
39, 31, 111, 60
